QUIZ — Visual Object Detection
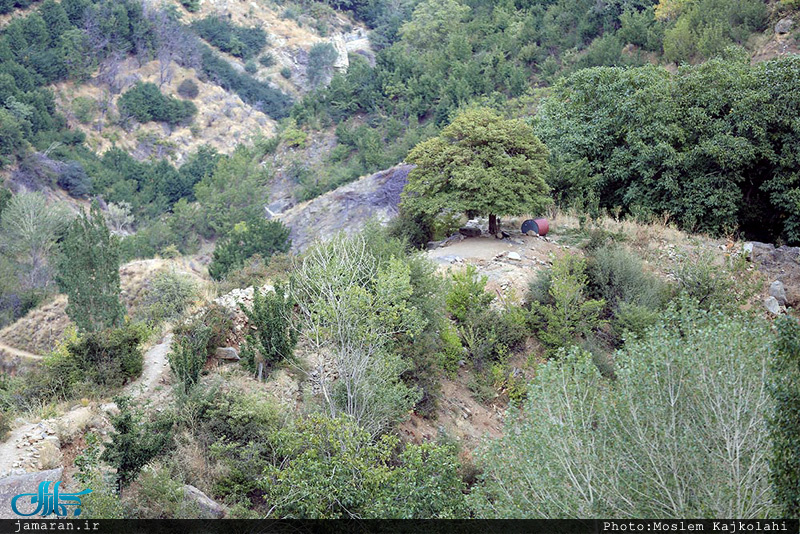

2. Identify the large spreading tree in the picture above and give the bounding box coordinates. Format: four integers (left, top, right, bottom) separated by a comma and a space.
402, 107, 552, 236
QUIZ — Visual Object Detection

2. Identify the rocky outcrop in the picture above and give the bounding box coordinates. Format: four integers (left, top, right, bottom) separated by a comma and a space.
214, 347, 240, 361
276, 164, 413, 252
776, 17, 794, 35
182, 485, 225, 519
745, 242, 800, 307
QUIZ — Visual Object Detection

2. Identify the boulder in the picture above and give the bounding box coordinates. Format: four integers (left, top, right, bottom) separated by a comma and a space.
764, 296, 784, 316
744, 242, 800, 267
776, 17, 794, 35
52, 406, 95, 443
507, 251, 522, 261
459, 227, 482, 238
36, 439, 62, 470
0, 468, 64, 519
770, 280, 788, 306
214, 347, 240, 361
183, 484, 225, 519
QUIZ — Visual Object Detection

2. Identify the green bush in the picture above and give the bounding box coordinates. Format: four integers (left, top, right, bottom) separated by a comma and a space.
307, 42, 338, 87
258, 53, 275, 67
199, 45, 292, 118
179, 0, 199, 12
177, 79, 199, 99
769, 316, 800, 518
169, 320, 211, 394
262, 414, 467, 518
136, 270, 197, 324
587, 244, 666, 309
244, 60, 257, 74
101, 396, 173, 490
472, 304, 775, 518
72, 96, 96, 124
48, 324, 148, 393
118, 82, 197, 126
137, 270, 196, 325
671, 251, 757, 311
446, 265, 494, 324
239, 284, 298, 376
208, 217, 291, 281
529, 254, 606, 356
280, 66, 291, 79
57, 161, 91, 198
192, 16, 266, 59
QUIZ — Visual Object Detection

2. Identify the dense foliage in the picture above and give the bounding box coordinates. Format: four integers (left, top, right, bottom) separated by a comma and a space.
118, 82, 197, 126
473, 304, 774, 518
56, 202, 125, 333
191, 16, 267, 60
238, 284, 298, 376
403, 107, 551, 237
208, 217, 291, 281
770, 317, 800, 518
536, 55, 800, 242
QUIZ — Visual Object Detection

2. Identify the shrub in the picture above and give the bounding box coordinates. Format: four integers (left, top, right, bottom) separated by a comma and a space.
587, 244, 667, 311
671, 251, 757, 311
169, 320, 211, 394
446, 265, 494, 324
56, 201, 125, 333
529, 254, 606, 355
239, 284, 298, 376
244, 60, 257, 74
72, 97, 96, 124
56, 324, 148, 391
258, 53, 275, 67
280, 66, 291, 79
57, 160, 91, 198
208, 217, 291, 281
191, 16, 266, 59
179, 0, 199, 12
137, 270, 196, 325
280, 119, 307, 147
101, 396, 173, 491
118, 82, 197, 126
200, 45, 292, 119
177, 79, 199, 99
307, 42, 338, 87
769, 316, 800, 518
262, 414, 467, 518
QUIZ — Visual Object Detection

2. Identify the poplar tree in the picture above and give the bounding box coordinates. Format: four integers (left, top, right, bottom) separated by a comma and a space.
56, 201, 125, 332
770, 317, 800, 518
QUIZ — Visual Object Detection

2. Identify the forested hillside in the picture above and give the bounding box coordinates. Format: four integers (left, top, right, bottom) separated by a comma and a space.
0, 0, 799, 522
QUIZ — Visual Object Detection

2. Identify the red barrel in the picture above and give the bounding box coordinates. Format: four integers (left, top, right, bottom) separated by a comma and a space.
521, 218, 549, 236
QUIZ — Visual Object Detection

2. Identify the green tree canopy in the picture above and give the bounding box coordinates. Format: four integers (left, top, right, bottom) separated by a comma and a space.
208, 216, 291, 281
56, 201, 125, 333
402, 107, 551, 236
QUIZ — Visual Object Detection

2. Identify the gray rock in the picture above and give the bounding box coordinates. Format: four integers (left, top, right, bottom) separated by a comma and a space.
459, 227, 482, 238
0, 468, 64, 519
776, 17, 794, 34
214, 347, 240, 361
507, 251, 522, 261
266, 198, 293, 216
770, 280, 788, 306
183, 485, 225, 519
764, 296, 784, 316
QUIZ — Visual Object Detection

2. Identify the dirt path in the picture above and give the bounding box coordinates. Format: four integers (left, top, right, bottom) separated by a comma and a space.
0, 340, 41, 360
124, 333, 173, 398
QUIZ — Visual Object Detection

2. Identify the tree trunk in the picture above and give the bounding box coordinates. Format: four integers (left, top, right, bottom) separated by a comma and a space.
489, 214, 498, 236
